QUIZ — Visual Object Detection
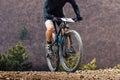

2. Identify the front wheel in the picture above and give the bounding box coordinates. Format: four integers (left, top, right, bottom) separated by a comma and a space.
59, 30, 83, 72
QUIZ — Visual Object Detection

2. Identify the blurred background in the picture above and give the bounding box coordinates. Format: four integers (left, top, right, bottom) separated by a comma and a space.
0, 0, 120, 70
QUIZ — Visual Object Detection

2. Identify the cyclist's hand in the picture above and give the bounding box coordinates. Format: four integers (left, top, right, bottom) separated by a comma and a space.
77, 16, 83, 21
53, 17, 58, 21
73, 16, 83, 22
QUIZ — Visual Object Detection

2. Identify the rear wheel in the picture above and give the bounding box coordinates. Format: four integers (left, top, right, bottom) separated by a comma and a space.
59, 30, 83, 72
46, 33, 59, 71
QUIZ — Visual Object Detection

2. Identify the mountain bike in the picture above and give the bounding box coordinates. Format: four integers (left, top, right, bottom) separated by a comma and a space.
45, 17, 83, 72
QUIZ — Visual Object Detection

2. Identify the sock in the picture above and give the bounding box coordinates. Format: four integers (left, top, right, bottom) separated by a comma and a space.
47, 41, 52, 46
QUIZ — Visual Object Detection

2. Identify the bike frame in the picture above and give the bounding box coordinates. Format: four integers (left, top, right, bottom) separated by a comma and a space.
51, 21, 66, 46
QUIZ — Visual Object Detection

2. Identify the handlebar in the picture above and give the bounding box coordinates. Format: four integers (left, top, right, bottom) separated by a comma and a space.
53, 17, 77, 23
53, 17, 79, 23
45, 15, 80, 22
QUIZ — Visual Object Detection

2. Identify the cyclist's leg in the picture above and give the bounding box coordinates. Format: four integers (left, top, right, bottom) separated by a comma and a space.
45, 20, 54, 44
64, 25, 75, 53
45, 20, 54, 54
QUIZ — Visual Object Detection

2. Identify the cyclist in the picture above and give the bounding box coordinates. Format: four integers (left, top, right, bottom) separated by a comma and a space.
43, 0, 83, 55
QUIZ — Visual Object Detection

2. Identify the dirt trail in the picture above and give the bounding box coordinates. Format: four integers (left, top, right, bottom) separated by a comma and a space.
0, 69, 120, 80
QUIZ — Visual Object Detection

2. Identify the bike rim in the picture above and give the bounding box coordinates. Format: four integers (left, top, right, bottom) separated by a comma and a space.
46, 52, 59, 71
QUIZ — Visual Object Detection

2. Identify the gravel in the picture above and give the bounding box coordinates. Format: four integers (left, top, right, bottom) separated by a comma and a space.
0, 69, 120, 80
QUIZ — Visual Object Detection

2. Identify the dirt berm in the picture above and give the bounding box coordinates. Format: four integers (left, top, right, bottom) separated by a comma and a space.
0, 69, 120, 80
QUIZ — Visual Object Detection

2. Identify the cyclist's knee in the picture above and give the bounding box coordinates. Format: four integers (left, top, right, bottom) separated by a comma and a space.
45, 20, 54, 31
46, 26, 54, 31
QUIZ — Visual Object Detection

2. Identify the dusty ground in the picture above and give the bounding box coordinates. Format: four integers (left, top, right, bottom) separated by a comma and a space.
0, 69, 120, 80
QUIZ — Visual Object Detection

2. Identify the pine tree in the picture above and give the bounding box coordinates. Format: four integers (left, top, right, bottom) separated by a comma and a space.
0, 42, 32, 71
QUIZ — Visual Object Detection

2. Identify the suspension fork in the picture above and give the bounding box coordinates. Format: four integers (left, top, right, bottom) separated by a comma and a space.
69, 35, 73, 47
61, 28, 72, 49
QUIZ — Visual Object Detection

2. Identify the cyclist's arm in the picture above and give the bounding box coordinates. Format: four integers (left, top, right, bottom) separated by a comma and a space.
68, 0, 81, 18
43, 0, 50, 18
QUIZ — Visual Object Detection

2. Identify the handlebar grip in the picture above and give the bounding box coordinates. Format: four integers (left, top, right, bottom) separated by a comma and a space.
72, 18, 78, 22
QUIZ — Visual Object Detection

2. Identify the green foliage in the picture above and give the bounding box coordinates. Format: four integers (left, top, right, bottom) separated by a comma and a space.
113, 64, 120, 69
59, 64, 63, 71
19, 26, 28, 40
80, 58, 97, 70
59, 56, 80, 71
0, 42, 32, 71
